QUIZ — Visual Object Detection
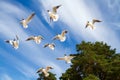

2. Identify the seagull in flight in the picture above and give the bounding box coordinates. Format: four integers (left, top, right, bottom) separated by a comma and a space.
85, 19, 102, 29
43, 43, 55, 50
5, 35, 19, 49
20, 12, 35, 28
36, 66, 53, 77
53, 30, 68, 42
26, 35, 43, 44
47, 5, 61, 22
56, 54, 76, 63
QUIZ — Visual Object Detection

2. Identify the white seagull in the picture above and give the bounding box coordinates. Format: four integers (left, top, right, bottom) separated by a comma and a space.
56, 54, 76, 63
85, 19, 102, 29
20, 12, 35, 28
36, 66, 53, 77
47, 5, 61, 22
43, 43, 55, 50
26, 35, 43, 44
5, 35, 19, 49
53, 30, 68, 42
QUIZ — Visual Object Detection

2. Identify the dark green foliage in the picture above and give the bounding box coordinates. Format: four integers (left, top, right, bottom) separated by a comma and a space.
83, 74, 100, 80
37, 72, 57, 80
60, 41, 120, 80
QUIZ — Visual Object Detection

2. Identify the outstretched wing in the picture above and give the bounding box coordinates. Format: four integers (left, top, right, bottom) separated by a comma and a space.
44, 43, 49, 48
46, 66, 53, 71
51, 43, 55, 47
56, 57, 65, 60
38, 35, 44, 40
5, 40, 10, 43
52, 5, 61, 13
26, 36, 34, 41
53, 35, 59, 40
25, 12, 35, 23
92, 19, 101, 24
61, 30, 68, 36
16, 35, 19, 40
36, 68, 42, 73
5, 40, 13, 45
85, 21, 89, 28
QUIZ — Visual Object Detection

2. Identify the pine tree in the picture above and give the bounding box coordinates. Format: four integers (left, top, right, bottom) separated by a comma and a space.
60, 41, 120, 80
37, 72, 57, 80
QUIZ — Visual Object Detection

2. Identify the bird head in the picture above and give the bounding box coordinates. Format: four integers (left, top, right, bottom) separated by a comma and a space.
64, 54, 67, 56
13, 39, 16, 41
47, 10, 50, 12
48, 66, 53, 69
64, 30, 68, 33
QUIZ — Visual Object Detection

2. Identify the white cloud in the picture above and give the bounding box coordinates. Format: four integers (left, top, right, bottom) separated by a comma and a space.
0, 1, 65, 79
40, 0, 120, 52
1, 0, 120, 80
1, 74, 13, 80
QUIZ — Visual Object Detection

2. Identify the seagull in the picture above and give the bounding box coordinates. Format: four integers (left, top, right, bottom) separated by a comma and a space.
85, 19, 102, 29
56, 54, 76, 63
20, 12, 35, 28
26, 35, 43, 44
53, 30, 68, 42
36, 66, 53, 77
5, 35, 19, 49
43, 43, 55, 50
47, 5, 61, 22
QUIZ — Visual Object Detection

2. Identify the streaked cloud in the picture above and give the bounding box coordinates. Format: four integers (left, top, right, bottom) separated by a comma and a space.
1, 74, 12, 80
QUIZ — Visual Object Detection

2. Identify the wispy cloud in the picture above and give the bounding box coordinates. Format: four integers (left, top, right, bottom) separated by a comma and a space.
1, 0, 120, 80
40, 0, 120, 52
0, 0, 65, 79
1, 74, 13, 80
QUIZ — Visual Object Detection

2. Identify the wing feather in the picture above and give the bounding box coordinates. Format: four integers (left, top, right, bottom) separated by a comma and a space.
25, 12, 35, 23
52, 5, 61, 13
92, 19, 101, 24
26, 36, 34, 41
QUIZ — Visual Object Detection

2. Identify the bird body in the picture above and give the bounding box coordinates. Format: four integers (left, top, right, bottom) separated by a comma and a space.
48, 11, 59, 22
85, 19, 101, 29
20, 12, 35, 28
57, 34, 66, 42
47, 5, 61, 22
36, 66, 53, 77
5, 35, 19, 49
53, 30, 68, 42
26, 35, 43, 44
57, 55, 75, 63
44, 43, 55, 50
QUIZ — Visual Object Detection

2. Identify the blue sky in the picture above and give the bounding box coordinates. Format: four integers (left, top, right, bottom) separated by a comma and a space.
0, 0, 120, 80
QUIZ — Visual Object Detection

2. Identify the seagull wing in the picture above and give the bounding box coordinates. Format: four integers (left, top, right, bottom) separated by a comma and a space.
25, 12, 35, 23
16, 35, 19, 40
85, 22, 89, 28
56, 57, 65, 60
51, 43, 55, 47
44, 43, 49, 48
52, 5, 61, 13
61, 30, 68, 37
26, 36, 35, 41
36, 68, 42, 73
53, 35, 59, 40
38, 35, 44, 40
92, 19, 101, 24
5, 40, 10, 43
5, 40, 13, 45
46, 66, 53, 71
